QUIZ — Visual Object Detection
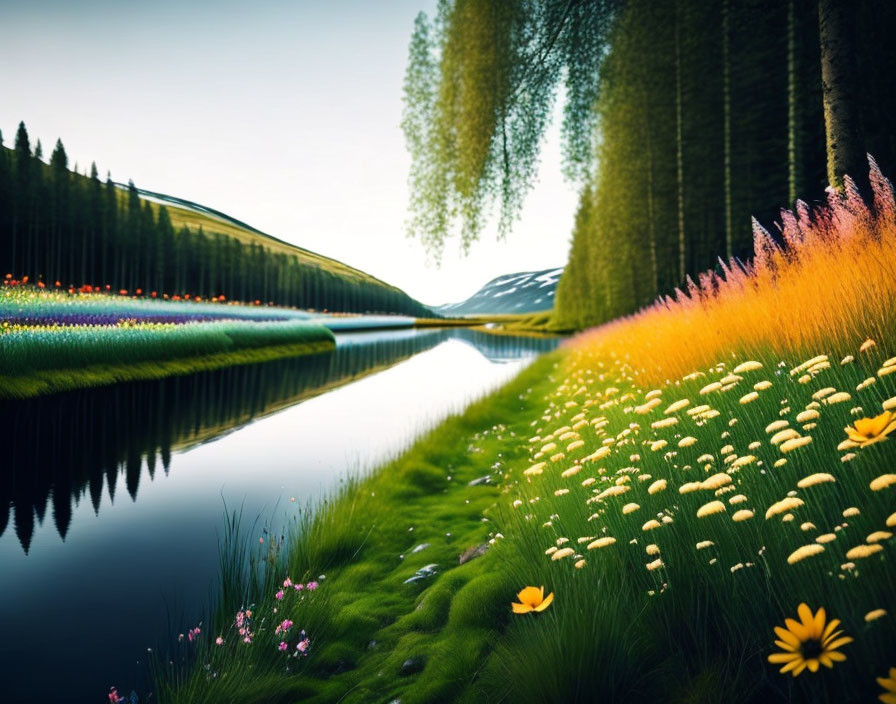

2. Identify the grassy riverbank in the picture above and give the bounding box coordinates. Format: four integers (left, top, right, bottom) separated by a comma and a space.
154, 176, 896, 703
0, 321, 335, 399
154, 351, 560, 704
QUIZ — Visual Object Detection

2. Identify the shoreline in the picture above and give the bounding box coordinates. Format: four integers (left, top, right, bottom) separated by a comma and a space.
0, 338, 337, 400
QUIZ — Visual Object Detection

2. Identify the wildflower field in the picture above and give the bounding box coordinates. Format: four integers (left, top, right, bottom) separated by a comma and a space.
152, 166, 896, 703
0, 288, 338, 398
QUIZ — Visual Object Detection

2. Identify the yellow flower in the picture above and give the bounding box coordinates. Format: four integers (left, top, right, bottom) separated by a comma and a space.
732, 509, 754, 522
865, 609, 886, 622
768, 603, 852, 676
511, 586, 554, 614
733, 360, 763, 373
878, 667, 896, 704
622, 503, 640, 514
787, 544, 824, 564
587, 536, 617, 550
697, 501, 726, 517
647, 479, 667, 494
870, 474, 896, 491
766, 497, 804, 519
664, 399, 690, 414
845, 544, 883, 559
551, 547, 575, 561
701, 473, 732, 490
845, 411, 896, 447
797, 473, 835, 489
780, 436, 813, 453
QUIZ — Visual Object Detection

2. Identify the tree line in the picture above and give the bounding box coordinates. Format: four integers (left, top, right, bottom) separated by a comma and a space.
553, 0, 896, 329
0, 123, 431, 316
402, 0, 896, 329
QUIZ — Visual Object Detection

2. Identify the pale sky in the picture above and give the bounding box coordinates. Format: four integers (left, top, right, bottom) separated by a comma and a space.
1, 0, 577, 306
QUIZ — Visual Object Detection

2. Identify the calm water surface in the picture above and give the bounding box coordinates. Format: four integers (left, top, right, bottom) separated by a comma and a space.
0, 328, 558, 703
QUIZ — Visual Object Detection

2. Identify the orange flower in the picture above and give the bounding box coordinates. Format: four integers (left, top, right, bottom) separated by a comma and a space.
845, 411, 896, 447
511, 586, 554, 614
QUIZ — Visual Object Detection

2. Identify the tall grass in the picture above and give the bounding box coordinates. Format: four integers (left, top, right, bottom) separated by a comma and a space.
570, 158, 896, 385
477, 162, 896, 701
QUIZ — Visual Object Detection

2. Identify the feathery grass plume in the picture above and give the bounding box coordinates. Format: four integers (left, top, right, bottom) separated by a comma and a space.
564, 160, 896, 386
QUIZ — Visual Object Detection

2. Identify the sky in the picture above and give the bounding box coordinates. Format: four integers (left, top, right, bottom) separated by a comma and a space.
1, 0, 578, 306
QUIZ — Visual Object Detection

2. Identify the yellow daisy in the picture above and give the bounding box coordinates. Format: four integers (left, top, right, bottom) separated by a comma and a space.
768, 603, 852, 676
878, 667, 896, 704
845, 411, 896, 447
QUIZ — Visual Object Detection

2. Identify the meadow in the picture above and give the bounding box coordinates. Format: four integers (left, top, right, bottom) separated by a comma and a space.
148, 167, 896, 703
0, 288, 337, 398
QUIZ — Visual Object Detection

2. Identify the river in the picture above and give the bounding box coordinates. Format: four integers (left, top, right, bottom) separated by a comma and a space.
0, 328, 559, 703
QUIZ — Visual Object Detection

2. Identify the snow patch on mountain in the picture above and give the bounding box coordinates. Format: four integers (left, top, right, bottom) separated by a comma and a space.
436, 267, 563, 315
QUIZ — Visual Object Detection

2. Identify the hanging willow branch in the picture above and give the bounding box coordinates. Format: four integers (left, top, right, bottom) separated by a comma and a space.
401, 0, 620, 261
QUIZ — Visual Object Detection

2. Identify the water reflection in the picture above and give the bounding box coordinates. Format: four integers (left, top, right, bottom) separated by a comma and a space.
0, 328, 558, 554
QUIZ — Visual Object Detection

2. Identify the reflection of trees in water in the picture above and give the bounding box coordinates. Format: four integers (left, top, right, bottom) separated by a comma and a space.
451, 328, 560, 363
0, 329, 559, 554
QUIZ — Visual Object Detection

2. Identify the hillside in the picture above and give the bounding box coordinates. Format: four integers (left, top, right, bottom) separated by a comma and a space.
121, 184, 403, 290
0, 134, 433, 316
436, 267, 562, 316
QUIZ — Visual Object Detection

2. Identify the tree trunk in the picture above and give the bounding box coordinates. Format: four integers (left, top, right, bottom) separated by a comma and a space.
675, 0, 686, 282
644, 91, 658, 297
722, 0, 733, 259
787, 0, 801, 204
818, 0, 866, 192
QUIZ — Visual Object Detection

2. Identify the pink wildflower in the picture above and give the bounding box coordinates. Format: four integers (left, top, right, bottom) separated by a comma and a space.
306, 581, 318, 591
215, 637, 224, 646
275, 590, 284, 600
278, 642, 288, 651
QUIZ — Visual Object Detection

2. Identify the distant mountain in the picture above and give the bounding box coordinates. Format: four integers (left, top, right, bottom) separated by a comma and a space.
436, 267, 563, 316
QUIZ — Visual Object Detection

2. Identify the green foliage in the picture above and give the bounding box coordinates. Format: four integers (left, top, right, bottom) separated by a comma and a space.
553, 0, 896, 331
402, 0, 620, 259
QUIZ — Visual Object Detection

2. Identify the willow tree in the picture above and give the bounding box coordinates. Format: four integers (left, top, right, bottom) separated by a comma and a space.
402, 0, 619, 260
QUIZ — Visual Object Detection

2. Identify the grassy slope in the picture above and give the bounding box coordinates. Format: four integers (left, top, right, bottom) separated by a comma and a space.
129, 188, 411, 291
157, 353, 559, 704
161, 337, 896, 704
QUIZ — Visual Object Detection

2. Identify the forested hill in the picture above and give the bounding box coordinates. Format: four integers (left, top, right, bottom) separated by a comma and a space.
0, 127, 433, 317
436, 267, 562, 316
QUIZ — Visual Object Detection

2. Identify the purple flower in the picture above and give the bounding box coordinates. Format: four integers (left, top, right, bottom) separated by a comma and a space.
294, 583, 303, 591
280, 619, 293, 632
306, 581, 318, 591
275, 590, 284, 600
278, 641, 288, 651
